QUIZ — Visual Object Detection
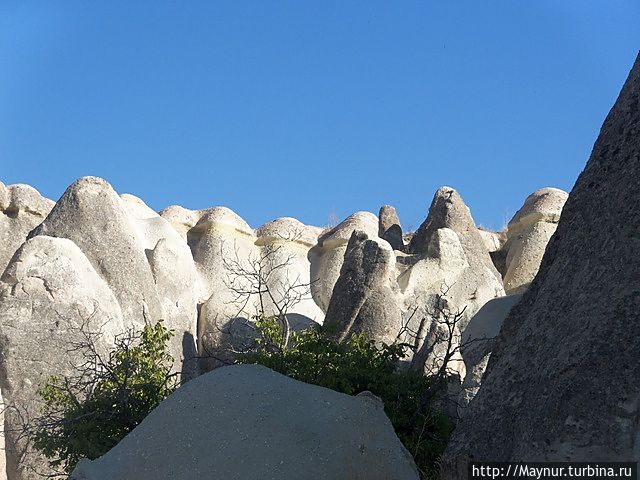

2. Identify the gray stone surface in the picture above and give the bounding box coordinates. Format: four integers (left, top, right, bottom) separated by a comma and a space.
502, 188, 568, 294
0, 183, 54, 276
0, 236, 125, 480
120, 194, 200, 379
378, 205, 404, 251
309, 211, 380, 312
323, 231, 401, 345
400, 188, 505, 336
30, 177, 163, 329
457, 294, 522, 411
70, 364, 419, 480
443, 53, 640, 477
408, 186, 502, 283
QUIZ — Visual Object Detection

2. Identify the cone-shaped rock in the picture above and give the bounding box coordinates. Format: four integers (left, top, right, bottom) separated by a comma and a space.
30, 177, 163, 328
443, 53, 640, 477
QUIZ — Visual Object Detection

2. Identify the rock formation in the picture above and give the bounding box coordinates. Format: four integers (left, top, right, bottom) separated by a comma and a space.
378, 205, 404, 251
457, 294, 522, 411
402, 187, 505, 333
323, 231, 402, 345
30, 177, 163, 329
309, 211, 380, 312
0, 183, 54, 275
70, 364, 420, 480
500, 187, 568, 293
0, 236, 125, 480
443, 54, 640, 476
0, 161, 577, 478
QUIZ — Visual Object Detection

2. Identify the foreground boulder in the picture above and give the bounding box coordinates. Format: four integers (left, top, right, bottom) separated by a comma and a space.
443, 53, 640, 476
70, 364, 419, 480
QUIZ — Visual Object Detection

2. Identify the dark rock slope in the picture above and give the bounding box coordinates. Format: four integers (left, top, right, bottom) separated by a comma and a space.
443, 53, 640, 477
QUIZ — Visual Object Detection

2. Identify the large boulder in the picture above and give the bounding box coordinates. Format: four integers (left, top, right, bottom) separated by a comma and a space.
70, 364, 419, 480
443, 53, 640, 476
323, 231, 401, 345
30, 177, 163, 329
501, 188, 568, 294
309, 212, 380, 312
0, 236, 125, 480
0, 183, 54, 275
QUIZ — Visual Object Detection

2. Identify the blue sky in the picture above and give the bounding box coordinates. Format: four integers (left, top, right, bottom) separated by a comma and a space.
1, 2, 639, 231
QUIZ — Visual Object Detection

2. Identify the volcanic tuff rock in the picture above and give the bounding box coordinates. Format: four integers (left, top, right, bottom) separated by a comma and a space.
0, 172, 570, 478
378, 205, 404, 251
457, 294, 522, 411
501, 187, 568, 294
70, 364, 420, 480
0, 183, 54, 275
323, 230, 402, 345
443, 53, 640, 477
0, 236, 125, 480
309, 211, 380, 312
30, 177, 163, 329
402, 187, 505, 333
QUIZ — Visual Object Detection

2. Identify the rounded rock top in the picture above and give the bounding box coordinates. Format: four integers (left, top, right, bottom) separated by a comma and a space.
194, 206, 254, 235
0, 182, 55, 216
509, 187, 568, 227
319, 211, 379, 246
255, 217, 323, 246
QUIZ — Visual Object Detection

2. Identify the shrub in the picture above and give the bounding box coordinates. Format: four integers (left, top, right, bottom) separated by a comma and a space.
238, 315, 453, 479
32, 321, 177, 474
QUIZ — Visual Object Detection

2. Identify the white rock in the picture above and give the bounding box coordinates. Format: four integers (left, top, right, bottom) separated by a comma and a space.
70, 364, 419, 480
0, 236, 125, 480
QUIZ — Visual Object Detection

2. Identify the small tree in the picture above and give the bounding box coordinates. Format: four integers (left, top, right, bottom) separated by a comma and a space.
31, 321, 177, 475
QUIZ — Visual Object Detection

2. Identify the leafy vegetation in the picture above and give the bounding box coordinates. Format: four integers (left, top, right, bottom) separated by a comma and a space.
238, 315, 453, 479
33, 321, 177, 474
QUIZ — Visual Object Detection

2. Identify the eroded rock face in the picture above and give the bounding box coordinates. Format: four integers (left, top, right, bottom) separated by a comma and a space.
402, 188, 505, 332
30, 177, 163, 329
443, 54, 640, 477
378, 205, 404, 251
0, 183, 54, 275
0, 236, 125, 480
255, 217, 325, 324
309, 212, 380, 312
457, 294, 522, 412
120, 194, 200, 379
501, 188, 568, 294
323, 231, 401, 345
70, 364, 419, 480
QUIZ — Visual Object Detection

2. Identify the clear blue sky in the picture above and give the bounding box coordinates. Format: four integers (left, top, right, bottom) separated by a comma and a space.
1, 2, 639, 231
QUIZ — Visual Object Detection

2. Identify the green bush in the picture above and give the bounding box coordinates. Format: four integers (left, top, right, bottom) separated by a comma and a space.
238, 315, 453, 479
33, 321, 177, 474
